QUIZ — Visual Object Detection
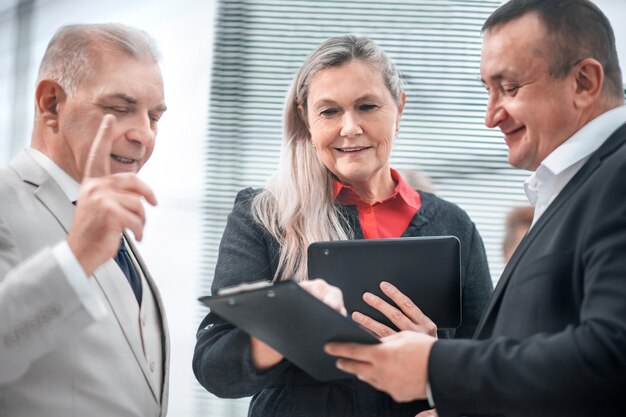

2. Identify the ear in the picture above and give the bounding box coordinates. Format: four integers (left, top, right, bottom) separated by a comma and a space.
297, 103, 310, 129
395, 92, 407, 133
571, 58, 604, 109
35, 79, 66, 129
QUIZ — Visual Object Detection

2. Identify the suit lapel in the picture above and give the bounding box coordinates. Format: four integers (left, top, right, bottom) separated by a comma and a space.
10, 149, 161, 403
10, 150, 75, 233
474, 123, 626, 338
34, 178, 75, 233
126, 235, 169, 402
92, 258, 161, 402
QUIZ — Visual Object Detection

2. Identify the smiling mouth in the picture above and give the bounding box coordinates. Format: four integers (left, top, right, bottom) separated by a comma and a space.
502, 126, 525, 143
111, 154, 137, 164
335, 146, 372, 153
503, 126, 525, 136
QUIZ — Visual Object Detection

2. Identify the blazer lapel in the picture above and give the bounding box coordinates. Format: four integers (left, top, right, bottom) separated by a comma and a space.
126, 235, 169, 402
34, 178, 75, 233
474, 123, 626, 338
10, 149, 161, 403
92, 259, 161, 402
10, 150, 75, 233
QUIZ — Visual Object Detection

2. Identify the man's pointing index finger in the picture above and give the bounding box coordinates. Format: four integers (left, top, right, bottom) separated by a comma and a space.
84, 114, 115, 179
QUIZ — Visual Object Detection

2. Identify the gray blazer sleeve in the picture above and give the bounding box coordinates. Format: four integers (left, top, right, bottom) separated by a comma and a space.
193, 188, 289, 398
0, 215, 95, 384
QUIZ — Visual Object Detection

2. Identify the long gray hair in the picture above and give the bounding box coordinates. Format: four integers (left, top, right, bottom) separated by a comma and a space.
252, 34, 404, 282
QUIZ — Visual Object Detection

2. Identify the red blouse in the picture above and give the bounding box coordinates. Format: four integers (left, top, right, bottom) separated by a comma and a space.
333, 169, 422, 239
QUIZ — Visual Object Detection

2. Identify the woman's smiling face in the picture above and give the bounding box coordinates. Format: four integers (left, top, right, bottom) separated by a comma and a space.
304, 59, 404, 189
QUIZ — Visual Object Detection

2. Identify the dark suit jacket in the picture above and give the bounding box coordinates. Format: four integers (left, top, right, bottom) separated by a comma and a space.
429, 123, 626, 416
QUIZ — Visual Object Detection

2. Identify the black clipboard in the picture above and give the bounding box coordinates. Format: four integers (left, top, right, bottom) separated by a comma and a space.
198, 280, 379, 381
308, 236, 461, 329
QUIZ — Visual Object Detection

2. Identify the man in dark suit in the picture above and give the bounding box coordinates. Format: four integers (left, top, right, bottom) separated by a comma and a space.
326, 0, 626, 415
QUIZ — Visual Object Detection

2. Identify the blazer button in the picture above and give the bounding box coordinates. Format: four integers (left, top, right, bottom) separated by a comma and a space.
150, 361, 156, 372
141, 315, 147, 326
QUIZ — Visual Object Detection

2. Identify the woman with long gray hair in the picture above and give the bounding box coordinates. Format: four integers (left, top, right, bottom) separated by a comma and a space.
194, 35, 492, 416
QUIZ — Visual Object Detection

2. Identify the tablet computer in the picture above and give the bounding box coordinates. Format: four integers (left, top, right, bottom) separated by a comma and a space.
307, 236, 461, 329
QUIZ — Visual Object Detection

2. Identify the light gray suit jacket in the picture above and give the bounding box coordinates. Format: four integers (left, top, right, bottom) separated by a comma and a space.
0, 150, 170, 417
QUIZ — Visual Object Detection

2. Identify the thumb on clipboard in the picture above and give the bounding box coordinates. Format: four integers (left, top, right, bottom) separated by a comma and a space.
300, 278, 347, 317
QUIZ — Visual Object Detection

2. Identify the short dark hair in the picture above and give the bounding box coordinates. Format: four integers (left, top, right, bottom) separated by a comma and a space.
483, 0, 623, 99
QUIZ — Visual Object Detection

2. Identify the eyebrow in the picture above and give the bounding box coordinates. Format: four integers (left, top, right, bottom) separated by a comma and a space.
108, 93, 137, 105
355, 93, 383, 102
106, 93, 167, 112
480, 70, 516, 85
312, 93, 383, 107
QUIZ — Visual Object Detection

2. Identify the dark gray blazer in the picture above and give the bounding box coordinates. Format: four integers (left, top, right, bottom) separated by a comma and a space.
429, 123, 626, 417
194, 188, 493, 417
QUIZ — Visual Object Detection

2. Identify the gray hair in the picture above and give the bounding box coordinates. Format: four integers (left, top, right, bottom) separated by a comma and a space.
286, 34, 404, 145
37, 23, 161, 96
252, 35, 404, 282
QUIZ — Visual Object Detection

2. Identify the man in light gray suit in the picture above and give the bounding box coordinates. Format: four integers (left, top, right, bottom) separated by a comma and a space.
0, 23, 169, 416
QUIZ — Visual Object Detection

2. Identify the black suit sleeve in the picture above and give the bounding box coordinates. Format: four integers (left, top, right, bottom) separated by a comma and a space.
428, 155, 626, 417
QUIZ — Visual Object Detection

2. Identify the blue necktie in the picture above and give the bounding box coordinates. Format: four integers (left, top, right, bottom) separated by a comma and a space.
114, 237, 143, 304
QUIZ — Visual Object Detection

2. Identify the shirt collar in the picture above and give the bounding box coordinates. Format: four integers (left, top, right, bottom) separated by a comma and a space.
524, 105, 626, 206
332, 168, 421, 209
26, 147, 80, 202
540, 105, 626, 176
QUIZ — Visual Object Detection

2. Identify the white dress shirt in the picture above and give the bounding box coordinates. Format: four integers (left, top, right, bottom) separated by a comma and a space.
524, 105, 626, 227
26, 147, 108, 320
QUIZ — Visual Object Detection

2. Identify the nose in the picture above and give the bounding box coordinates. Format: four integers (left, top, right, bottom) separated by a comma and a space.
126, 113, 156, 146
484, 93, 506, 129
340, 111, 363, 137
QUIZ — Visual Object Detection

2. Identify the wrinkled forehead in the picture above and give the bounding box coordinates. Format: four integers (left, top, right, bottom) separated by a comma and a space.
79, 50, 165, 109
482, 12, 551, 57
480, 14, 551, 77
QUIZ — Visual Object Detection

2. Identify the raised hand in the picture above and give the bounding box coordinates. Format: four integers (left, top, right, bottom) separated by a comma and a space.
67, 115, 157, 276
351, 281, 437, 338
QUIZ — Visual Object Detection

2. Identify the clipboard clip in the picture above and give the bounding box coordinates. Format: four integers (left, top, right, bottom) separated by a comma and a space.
217, 280, 273, 296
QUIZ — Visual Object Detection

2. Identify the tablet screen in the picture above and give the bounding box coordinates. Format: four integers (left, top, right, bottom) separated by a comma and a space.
307, 236, 461, 329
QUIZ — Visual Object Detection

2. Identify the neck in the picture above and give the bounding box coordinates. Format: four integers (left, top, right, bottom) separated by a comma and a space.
30, 125, 48, 155
578, 99, 623, 130
31, 125, 81, 182
347, 169, 396, 204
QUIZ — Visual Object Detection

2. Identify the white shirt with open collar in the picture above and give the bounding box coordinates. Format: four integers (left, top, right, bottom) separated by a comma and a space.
524, 105, 626, 227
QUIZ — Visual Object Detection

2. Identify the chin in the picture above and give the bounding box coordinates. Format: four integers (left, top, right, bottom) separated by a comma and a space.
334, 167, 363, 180
508, 155, 534, 171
